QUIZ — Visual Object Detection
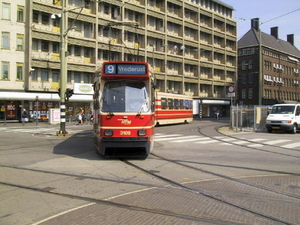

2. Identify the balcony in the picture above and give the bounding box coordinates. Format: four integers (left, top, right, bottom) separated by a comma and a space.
199, 92, 208, 97
184, 72, 194, 77
200, 74, 208, 79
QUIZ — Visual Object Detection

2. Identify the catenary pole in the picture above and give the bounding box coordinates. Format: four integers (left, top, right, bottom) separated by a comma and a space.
58, 0, 67, 135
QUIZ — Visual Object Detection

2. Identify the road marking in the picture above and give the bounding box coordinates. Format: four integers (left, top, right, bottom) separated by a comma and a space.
155, 135, 198, 141
263, 139, 291, 145
32, 203, 95, 225
195, 140, 220, 144
218, 138, 236, 141
248, 138, 267, 142
247, 144, 263, 147
281, 142, 300, 148
171, 137, 210, 143
232, 140, 250, 145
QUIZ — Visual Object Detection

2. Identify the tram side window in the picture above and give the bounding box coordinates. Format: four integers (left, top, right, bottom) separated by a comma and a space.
179, 99, 184, 109
184, 100, 192, 109
167, 98, 174, 109
161, 98, 167, 109
174, 99, 179, 109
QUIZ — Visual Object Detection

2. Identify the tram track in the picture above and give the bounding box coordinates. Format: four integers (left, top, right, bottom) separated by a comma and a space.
1, 152, 297, 224
123, 156, 297, 225
114, 123, 300, 224
1, 122, 299, 224
0, 165, 250, 225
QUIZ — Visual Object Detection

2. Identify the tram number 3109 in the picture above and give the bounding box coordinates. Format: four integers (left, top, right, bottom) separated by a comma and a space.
120, 131, 131, 135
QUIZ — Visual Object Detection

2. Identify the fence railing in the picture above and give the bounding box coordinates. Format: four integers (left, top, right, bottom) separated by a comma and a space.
230, 105, 271, 132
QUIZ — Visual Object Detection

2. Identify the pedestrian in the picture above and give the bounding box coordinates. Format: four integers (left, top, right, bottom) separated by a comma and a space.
215, 110, 220, 120
89, 108, 93, 124
77, 107, 85, 125
22, 108, 27, 125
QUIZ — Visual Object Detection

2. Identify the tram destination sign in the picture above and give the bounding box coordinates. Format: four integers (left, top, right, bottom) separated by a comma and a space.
104, 63, 147, 75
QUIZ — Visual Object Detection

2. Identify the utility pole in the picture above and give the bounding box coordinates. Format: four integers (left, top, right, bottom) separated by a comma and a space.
57, 0, 68, 136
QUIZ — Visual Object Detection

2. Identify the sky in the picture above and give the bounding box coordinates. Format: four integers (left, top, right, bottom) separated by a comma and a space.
223, 0, 300, 50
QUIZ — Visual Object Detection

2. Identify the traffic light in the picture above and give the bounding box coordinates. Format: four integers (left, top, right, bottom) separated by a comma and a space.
65, 88, 74, 101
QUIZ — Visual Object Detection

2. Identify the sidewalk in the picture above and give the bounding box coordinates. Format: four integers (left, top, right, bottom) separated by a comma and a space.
0, 120, 92, 129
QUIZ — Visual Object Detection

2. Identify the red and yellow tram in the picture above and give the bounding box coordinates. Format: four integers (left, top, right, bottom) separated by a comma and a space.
93, 61, 193, 158
155, 92, 193, 125
93, 61, 155, 157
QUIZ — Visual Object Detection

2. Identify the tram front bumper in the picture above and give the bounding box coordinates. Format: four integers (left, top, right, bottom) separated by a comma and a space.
96, 137, 153, 157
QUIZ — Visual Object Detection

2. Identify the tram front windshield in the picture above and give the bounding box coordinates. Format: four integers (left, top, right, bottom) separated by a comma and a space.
102, 81, 149, 113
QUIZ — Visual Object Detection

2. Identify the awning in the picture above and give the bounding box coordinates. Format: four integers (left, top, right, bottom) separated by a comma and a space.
0, 91, 93, 102
288, 56, 299, 62
202, 99, 230, 105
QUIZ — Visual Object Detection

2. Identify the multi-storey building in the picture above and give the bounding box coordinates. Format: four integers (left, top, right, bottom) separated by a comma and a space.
0, 0, 236, 121
238, 18, 300, 106
0, 0, 26, 121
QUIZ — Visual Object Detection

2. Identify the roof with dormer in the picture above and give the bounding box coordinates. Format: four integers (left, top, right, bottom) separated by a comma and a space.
238, 29, 300, 58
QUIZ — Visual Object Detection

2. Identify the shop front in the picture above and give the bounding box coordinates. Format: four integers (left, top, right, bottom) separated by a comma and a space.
0, 91, 93, 122
0, 101, 21, 121
193, 99, 231, 118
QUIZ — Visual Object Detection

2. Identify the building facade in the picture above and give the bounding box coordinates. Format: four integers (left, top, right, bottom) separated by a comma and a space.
237, 18, 300, 106
1, 0, 237, 121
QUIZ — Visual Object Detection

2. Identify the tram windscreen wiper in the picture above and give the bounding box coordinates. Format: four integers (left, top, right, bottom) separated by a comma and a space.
102, 99, 114, 116
137, 99, 148, 116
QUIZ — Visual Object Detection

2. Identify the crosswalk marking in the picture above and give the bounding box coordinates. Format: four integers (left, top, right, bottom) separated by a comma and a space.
281, 142, 300, 148
232, 140, 250, 145
263, 139, 290, 145
195, 140, 220, 144
154, 133, 300, 149
247, 144, 263, 147
171, 137, 210, 143
248, 138, 267, 142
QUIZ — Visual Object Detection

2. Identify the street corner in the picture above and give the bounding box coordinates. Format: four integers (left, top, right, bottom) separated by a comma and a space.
217, 126, 238, 135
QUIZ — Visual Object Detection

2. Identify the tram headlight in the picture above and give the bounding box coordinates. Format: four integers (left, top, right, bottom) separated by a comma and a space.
104, 130, 113, 136
138, 129, 146, 136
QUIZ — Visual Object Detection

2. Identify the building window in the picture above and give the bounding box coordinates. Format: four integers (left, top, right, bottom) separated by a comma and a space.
242, 61, 247, 70
84, 47, 90, 57
17, 5, 24, 22
41, 41, 49, 52
67, 72, 72, 83
41, 13, 49, 25
33, 11, 39, 23
242, 74, 247, 84
1, 32, 10, 49
248, 88, 253, 99
74, 72, 81, 83
52, 72, 59, 82
74, 46, 81, 56
241, 89, 246, 99
248, 60, 253, 69
32, 39, 38, 51
248, 73, 253, 83
41, 70, 49, 81
2, 2, 10, 20
16, 63, 23, 80
53, 42, 59, 53
16, 34, 24, 51
84, 73, 90, 83
1, 61, 9, 80
31, 70, 38, 81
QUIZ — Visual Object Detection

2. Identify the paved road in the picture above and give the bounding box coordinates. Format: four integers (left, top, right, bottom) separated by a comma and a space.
0, 119, 299, 225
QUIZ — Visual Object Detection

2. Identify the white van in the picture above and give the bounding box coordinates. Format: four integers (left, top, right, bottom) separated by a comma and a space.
265, 104, 300, 134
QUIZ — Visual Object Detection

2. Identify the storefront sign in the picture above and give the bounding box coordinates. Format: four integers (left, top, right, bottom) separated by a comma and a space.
74, 83, 93, 95
6, 103, 16, 119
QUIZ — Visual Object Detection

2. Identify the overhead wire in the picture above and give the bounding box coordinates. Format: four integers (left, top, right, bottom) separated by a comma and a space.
261, 7, 300, 25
